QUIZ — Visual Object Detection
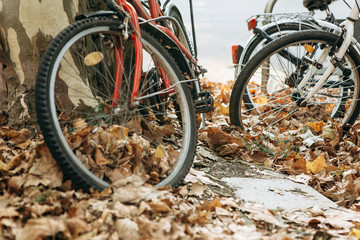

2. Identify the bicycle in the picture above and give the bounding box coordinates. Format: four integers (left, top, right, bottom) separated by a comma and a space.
229, 0, 360, 135
35, 0, 213, 192
231, 0, 359, 79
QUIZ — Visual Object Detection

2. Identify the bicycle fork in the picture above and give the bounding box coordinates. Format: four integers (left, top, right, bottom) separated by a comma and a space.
112, 0, 144, 108
297, 7, 358, 106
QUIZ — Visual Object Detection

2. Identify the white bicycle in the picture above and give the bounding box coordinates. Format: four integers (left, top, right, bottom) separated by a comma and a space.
232, 0, 360, 78
230, 0, 360, 133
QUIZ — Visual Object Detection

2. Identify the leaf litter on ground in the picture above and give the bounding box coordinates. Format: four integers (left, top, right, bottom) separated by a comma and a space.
0, 80, 360, 239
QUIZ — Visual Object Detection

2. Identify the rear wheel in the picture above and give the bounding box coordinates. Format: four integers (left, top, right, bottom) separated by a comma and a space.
36, 16, 197, 191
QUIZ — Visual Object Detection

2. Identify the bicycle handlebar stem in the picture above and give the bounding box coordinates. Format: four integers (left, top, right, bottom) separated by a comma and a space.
264, 0, 278, 13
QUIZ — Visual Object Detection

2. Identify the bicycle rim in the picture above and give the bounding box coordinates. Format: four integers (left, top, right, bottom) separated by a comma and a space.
36, 17, 196, 191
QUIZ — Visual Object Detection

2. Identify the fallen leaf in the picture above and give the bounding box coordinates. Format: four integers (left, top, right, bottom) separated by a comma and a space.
94, 147, 110, 165
18, 218, 67, 240
73, 118, 87, 129
155, 145, 166, 160
189, 182, 207, 197
115, 219, 140, 240
352, 229, 360, 239
216, 143, 240, 156
65, 218, 91, 237
307, 121, 325, 132
148, 199, 172, 213
306, 155, 326, 175
0, 207, 19, 218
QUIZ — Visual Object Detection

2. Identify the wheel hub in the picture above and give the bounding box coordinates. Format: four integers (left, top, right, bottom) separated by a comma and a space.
291, 91, 306, 107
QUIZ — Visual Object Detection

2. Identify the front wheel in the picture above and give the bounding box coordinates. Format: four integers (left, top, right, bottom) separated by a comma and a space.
36, 16, 197, 191
230, 30, 360, 134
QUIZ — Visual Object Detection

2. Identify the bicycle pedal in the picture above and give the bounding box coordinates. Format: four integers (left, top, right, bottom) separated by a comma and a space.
195, 91, 214, 113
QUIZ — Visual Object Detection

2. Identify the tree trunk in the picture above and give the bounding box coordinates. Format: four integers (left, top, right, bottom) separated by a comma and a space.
0, 0, 108, 129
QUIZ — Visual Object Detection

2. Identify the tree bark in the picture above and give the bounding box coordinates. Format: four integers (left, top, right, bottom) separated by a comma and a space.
0, 0, 108, 129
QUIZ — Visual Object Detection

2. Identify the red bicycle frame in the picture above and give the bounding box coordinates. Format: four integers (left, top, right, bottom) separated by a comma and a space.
112, 0, 197, 108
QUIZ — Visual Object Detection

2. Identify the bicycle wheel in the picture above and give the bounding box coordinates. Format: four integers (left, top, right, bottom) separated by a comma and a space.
230, 30, 360, 133
35, 16, 197, 191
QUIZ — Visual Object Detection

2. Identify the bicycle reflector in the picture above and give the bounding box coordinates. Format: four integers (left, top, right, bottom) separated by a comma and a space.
232, 45, 243, 64
84, 51, 104, 66
304, 44, 314, 54
247, 18, 257, 31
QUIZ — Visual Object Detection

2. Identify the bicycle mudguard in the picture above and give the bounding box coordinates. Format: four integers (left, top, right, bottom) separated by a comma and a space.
239, 20, 321, 66
75, 10, 119, 21
165, 4, 182, 20
140, 21, 195, 80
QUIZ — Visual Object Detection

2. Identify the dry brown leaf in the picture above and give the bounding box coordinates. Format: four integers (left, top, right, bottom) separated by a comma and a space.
65, 218, 91, 237
73, 118, 87, 129
137, 215, 156, 236
115, 219, 140, 240
110, 125, 129, 140
213, 102, 229, 117
6, 128, 31, 145
18, 218, 67, 240
107, 166, 131, 182
26, 144, 63, 188
27, 204, 55, 217
112, 174, 158, 203
352, 229, 360, 239
99, 131, 116, 152
129, 135, 150, 162
199, 196, 222, 212
188, 209, 212, 225
292, 156, 307, 174
69, 134, 82, 149
0, 207, 19, 218
94, 147, 110, 166
113, 201, 138, 218
157, 124, 176, 137
250, 151, 268, 164
6, 152, 27, 171
203, 127, 243, 150
15, 138, 32, 150
216, 143, 240, 156
148, 199, 172, 213
189, 182, 207, 197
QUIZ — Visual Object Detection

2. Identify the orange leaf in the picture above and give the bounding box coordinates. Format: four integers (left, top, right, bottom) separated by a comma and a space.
154, 145, 166, 160
306, 155, 326, 174
352, 229, 360, 239
292, 156, 307, 173
307, 121, 325, 132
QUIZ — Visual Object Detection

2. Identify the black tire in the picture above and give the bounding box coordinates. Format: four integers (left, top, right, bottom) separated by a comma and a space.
230, 30, 360, 133
36, 16, 197, 191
